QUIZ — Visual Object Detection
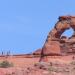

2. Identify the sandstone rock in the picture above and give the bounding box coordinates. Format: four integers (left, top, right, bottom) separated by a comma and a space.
40, 16, 75, 62
33, 49, 42, 55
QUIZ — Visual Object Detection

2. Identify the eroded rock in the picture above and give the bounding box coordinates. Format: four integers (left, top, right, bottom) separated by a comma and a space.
40, 16, 75, 62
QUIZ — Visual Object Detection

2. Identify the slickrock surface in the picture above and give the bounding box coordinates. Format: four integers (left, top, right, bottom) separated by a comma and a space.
0, 56, 75, 75
0, 55, 74, 75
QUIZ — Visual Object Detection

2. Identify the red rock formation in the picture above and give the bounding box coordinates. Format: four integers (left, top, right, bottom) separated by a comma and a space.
33, 49, 42, 55
40, 16, 75, 62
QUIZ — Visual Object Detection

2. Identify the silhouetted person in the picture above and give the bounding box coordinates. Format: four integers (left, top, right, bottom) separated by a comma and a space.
1, 51, 4, 56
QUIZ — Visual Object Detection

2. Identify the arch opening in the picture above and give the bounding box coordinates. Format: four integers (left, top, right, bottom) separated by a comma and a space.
61, 28, 74, 38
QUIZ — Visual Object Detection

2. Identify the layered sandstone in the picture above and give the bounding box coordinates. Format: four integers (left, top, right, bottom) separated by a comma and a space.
40, 16, 75, 62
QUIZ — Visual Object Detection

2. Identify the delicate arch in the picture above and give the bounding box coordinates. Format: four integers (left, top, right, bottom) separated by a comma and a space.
40, 16, 75, 62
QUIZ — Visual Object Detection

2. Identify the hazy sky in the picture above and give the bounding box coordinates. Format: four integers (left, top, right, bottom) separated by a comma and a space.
0, 0, 75, 54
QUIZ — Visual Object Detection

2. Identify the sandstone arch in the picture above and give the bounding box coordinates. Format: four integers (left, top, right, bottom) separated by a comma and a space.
40, 16, 75, 62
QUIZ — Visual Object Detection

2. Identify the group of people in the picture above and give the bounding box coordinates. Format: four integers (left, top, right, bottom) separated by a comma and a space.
1, 51, 10, 56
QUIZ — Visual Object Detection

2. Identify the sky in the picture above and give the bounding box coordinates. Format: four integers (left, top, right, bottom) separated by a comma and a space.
0, 0, 75, 54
